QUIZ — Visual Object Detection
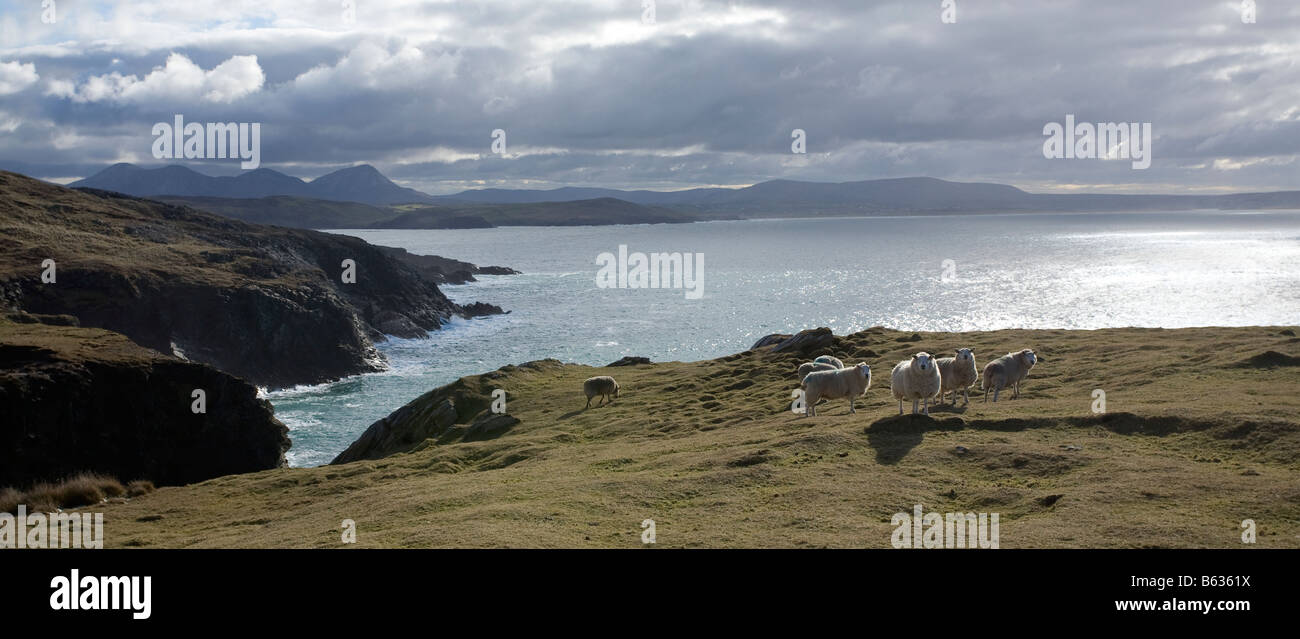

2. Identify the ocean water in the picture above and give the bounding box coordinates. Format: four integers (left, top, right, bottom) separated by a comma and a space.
272, 211, 1300, 466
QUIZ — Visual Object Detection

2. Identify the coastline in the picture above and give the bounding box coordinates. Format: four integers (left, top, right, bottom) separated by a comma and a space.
90, 325, 1300, 548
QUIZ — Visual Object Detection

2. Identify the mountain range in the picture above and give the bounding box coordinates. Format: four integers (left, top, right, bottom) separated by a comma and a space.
69, 164, 1300, 224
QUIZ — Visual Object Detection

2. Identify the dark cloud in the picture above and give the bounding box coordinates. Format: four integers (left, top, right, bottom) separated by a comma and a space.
0, 0, 1296, 193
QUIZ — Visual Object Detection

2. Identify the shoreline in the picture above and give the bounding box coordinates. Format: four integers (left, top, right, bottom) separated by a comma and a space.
92, 324, 1300, 548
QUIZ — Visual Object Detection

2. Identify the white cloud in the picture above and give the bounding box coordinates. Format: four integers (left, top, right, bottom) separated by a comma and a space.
0, 60, 39, 95
48, 53, 263, 104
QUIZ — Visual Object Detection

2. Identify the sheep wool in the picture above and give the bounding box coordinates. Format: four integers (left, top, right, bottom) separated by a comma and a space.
798, 361, 839, 380
813, 355, 844, 369
891, 352, 942, 415
800, 363, 871, 417
936, 348, 979, 406
583, 376, 620, 408
982, 349, 1038, 403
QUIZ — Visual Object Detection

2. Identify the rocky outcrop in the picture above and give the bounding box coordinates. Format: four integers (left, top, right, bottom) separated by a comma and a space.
753, 327, 835, 355
0, 320, 289, 487
332, 360, 566, 464
0, 171, 510, 389
606, 356, 651, 367
372, 245, 520, 285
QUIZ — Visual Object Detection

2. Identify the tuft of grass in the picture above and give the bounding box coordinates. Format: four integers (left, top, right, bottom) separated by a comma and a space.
126, 480, 156, 497
2, 473, 139, 513
0, 487, 21, 514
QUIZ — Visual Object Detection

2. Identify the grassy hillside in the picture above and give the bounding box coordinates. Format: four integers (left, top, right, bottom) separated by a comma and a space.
94, 326, 1300, 548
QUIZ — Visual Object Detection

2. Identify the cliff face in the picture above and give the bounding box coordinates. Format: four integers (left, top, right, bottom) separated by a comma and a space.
0, 172, 505, 389
0, 319, 290, 487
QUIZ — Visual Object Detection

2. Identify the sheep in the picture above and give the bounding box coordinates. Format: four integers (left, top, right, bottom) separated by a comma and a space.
891, 352, 942, 415
797, 361, 838, 380
936, 348, 979, 406
813, 355, 844, 369
800, 363, 871, 417
982, 349, 1038, 403
583, 376, 620, 408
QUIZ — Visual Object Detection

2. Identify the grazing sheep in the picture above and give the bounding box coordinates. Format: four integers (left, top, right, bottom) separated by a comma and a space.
891, 352, 942, 415
797, 361, 838, 380
936, 348, 979, 406
800, 363, 871, 417
982, 349, 1038, 403
583, 376, 620, 408
813, 355, 844, 369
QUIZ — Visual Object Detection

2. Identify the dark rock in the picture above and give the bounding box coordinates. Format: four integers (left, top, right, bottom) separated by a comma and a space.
606, 356, 651, 367
460, 301, 508, 318
0, 322, 289, 487
463, 413, 520, 442
770, 328, 834, 354
750, 333, 791, 349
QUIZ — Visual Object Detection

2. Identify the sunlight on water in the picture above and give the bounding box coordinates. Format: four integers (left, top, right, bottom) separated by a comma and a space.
273, 210, 1300, 466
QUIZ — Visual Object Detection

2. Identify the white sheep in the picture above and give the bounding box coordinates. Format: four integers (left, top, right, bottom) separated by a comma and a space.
800, 363, 871, 417
797, 361, 838, 380
891, 352, 942, 415
813, 355, 844, 369
583, 376, 620, 408
936, 348, 979, 406
982, 349, 1037, 403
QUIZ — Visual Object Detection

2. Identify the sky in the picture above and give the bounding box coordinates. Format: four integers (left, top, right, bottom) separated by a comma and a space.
0, 0, 1296, 195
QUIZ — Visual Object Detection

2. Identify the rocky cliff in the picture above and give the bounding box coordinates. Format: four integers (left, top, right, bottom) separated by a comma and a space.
0, 318, 290, 487
0, 171, 506, 389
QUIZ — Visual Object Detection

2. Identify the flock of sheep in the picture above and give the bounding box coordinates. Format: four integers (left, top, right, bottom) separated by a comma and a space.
799, 349, 1039, 417
580, 348, 1038, 417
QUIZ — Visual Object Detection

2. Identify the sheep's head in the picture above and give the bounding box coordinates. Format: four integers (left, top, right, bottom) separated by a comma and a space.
613, 382, 621, 397
1019, 349, 1037, 367
956, 348, 974, 363
912, 352, 933, 371
855, 362, 870, 379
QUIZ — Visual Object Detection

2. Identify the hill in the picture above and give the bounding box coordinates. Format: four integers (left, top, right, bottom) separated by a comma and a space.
85, 325, 1300, 548
0, 171, 506, 389
155, 194, 697, 229
72, 163, 435, 206
73, 163, 1300, 220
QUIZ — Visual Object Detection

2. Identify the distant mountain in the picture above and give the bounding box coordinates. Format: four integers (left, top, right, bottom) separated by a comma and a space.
438, 176, 1300, 215
73, 163, 1300, 218
72, 163, 435, 206
159, 194, 701, 229
302, 164, 434, 205
380, 198, 699, 228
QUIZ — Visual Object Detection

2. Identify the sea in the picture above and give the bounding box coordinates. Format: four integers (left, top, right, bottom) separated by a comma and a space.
269, 210, 1300, 466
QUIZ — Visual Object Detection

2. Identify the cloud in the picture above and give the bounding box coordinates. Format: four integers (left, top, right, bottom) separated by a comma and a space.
47, 53, 263, 104
0, 1, 1298, 193
0, 60, 39, 95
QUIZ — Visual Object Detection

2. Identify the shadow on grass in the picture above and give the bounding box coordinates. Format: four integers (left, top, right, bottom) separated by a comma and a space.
865, 414, 970, 464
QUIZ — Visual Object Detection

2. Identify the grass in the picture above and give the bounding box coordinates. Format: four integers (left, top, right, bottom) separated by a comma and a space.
81, 326, 1300, 548
0, 472, 154, 514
